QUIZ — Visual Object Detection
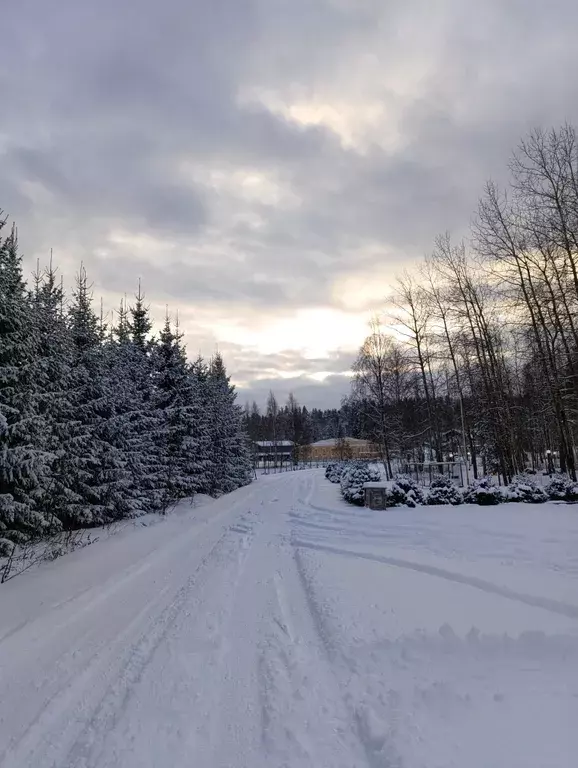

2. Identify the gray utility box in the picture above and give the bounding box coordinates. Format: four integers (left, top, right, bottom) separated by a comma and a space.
363, 482, 389, 510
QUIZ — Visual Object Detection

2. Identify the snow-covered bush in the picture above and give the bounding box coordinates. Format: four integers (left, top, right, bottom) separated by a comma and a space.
427, 475, 463, 506
463, 477, 503, 506
325, 462, 345, 484
545, 474, 578, 502
392, 474, 426, 506
325, 462, 336, 479
385, 482, 412, 508
340, 462, 380, 506
506, 474, 548, 504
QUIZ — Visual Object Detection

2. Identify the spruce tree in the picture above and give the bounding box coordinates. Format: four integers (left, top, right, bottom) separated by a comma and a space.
0, 223, 52, 551
190, 355, 215, 495
114, 297, 131, 344
105, 316, 150, 515
152, 315, 209, 505
103, 293, 153, 514
207, 353, 252, 494
30, 259, 75, 525
51, 268, 129, 527
130, 281, 152, 350
125, 284, 164, 510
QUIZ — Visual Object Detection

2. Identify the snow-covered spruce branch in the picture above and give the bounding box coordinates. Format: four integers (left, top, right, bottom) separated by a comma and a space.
0, 220, 253, 554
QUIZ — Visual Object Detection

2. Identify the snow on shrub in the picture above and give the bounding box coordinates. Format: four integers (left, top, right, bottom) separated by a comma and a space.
0, 538, 14, 558
325, 462, 346, 484
392, 474, 426, 507
340, 462, 380, 506
385, 482, 413, 508
427, 475, 463, 506
463, 477, 503, 506
545, 474, 578, 502
506, 474, 548, 504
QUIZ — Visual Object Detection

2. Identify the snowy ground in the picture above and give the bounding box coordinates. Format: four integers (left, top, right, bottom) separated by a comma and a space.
0, 471, 577, 767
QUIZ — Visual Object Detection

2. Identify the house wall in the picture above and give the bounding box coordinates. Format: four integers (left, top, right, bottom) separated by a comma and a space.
306, 440, 381, 462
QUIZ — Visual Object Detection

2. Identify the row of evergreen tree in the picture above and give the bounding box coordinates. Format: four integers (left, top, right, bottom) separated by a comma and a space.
243, 392, 358, 447
0, 216, 252, 555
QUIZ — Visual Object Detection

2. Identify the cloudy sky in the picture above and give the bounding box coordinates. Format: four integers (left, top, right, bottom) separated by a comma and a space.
3, 0, 578, 408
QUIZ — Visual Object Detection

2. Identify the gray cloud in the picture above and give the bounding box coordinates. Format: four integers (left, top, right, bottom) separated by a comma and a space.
8, 143, 206, 236
3, 0, 578, 406
217, 344, 356, 380
92, 253, 291, 307
238, 374, 351, 411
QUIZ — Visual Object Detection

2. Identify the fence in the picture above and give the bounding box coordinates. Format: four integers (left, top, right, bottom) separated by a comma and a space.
255, 457, 332, 475
400, 461, 468, 487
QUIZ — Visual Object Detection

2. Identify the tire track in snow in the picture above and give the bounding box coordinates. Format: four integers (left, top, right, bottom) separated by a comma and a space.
256, 549, 366, 767
0, 505, 260, 768
0, 569, 183, 768
290, 475, 411, 767
293, 540, 578, 621
212, 471, 368, 767
0, 484, 261, 652
66, 515, 260, 768
2, 526, 234, 768
258, 472, 389, 766
291, 473, 578, 767
292, 543, 405, 768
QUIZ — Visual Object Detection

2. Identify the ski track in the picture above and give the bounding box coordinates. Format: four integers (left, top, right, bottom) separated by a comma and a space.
1, 470, 577, 767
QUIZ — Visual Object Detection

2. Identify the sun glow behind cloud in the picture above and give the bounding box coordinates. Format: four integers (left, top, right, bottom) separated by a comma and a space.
215, 307, 370, 360
96, 227, 388, 393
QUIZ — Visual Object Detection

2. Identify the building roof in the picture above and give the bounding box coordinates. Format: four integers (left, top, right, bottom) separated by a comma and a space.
310, 437, 372, 447
254, 440, 294, 447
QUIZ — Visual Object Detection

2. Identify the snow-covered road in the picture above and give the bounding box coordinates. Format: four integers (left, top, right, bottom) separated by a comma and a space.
1, 470, 577, 767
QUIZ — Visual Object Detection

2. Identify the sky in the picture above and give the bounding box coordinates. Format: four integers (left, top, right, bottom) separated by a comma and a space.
3, 0, 578, 409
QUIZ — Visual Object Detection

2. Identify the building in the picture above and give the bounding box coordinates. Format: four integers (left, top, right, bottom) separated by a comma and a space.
253, 440, 294, 466
307, 437, 381, 462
